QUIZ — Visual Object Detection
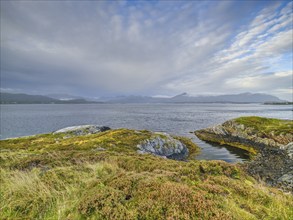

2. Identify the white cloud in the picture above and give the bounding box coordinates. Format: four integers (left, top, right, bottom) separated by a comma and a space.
0, 0, 292, 101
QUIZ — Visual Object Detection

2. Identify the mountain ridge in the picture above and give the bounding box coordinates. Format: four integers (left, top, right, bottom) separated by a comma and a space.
0, 93, 100, 104
106, 92, 285, 103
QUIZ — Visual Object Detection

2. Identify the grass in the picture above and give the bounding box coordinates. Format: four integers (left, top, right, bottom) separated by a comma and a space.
0, 128, 292, 219
173, 136, 201, 159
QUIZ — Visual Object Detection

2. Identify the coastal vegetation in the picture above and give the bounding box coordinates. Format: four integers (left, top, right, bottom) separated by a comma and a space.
195, 116, 293, 152
235, 116, 293, 137
0, 125, 292, 219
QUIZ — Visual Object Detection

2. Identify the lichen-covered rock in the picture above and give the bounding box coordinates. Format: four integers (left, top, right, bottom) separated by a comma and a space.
53, 125, 110, 136
137, 132, 188, 160
278, 172, 293, 190
282, 142, 293, 159
195, 116, 293, 192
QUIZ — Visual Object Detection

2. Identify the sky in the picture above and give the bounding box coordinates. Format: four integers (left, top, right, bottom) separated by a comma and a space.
1, 0, 292, 101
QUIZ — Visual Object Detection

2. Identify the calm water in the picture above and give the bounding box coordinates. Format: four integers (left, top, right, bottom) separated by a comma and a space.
1, 103, 292, 163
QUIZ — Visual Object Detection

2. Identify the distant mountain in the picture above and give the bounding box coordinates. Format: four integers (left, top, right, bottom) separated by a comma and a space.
172, 92, 188, 98
104, 92, 285, 104
0, 93, 100, 104
168, 92, 285, 103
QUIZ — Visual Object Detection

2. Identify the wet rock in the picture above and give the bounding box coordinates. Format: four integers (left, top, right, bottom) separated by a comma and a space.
53, 125, 110, 136
137, 132, 188, 160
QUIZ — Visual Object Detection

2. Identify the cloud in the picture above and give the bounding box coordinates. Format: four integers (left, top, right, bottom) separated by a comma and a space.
256, 29, 293, 55
223, 70, 293, 100
164, 1, 293, 100
0, 1, 292, 100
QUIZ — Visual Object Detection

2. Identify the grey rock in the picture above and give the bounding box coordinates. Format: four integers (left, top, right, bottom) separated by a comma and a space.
277, 172, 293, 191
53, 125, 110, 136
95, 147, 106, 151
137, 132, 188, 160
283, 142, 293, 159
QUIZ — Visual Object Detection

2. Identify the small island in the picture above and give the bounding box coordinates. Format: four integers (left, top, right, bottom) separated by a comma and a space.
1, 118, 292, 219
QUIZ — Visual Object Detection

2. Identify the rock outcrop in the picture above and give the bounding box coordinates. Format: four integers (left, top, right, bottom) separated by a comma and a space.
137, 132, 188, 160
53, 126, 190, 160
53, 125, 111, 136
195, 119, 292, 152
195, 116, 293, 192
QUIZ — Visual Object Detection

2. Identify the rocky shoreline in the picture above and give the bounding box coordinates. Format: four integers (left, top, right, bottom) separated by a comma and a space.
195, 116, 293, 192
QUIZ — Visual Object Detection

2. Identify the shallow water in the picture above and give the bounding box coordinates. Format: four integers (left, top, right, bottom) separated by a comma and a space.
1, 103, 292, 163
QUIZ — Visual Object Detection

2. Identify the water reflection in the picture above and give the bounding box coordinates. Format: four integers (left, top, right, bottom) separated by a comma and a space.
205, 141, 250, 161
193, 136, 251, 163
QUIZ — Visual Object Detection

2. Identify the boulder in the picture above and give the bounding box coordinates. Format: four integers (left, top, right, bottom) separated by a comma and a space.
53, 125, 110, 136
278, 172, 293, 190
282, 142, 293, 159
137, 132, 188, 160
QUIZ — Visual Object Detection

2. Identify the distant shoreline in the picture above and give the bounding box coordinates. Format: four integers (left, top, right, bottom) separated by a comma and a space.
264, 102, 293, 105
0, 102, 288, 105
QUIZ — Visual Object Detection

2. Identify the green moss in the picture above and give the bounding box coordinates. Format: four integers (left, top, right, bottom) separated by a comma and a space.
0, 129, 292, 219
220, 141, 257, 156
195, 132, 257, 156
235, 116, 293, 136
0, 129, 153, 152
173, 136, 201, 159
